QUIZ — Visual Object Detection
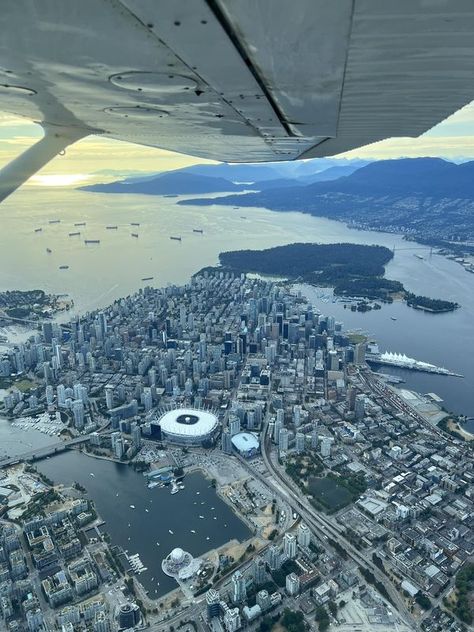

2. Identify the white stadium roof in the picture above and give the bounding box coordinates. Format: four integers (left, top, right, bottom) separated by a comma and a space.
231, 432, 260, 453
158, 408, 218, 438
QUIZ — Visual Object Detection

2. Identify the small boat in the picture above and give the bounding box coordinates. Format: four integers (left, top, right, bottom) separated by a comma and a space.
170, 236, 182, 241
156, 542, 160, 546
46, 248, 52, 254
130, 505, 135, 509
240, 216, 247, 219
414, 254, 424, 260
128, 523, 131, 527
74, 222, 86, 226
141, 277, 153, 281
106, 225, 118, 230
193, 229, 203, 234
116, 493, 119, 496
90, 473, 95, 477
196, 492, 200, 495
34, 228, 42, 233
49, 219, 60, 224
190, 529, 196, 534
131, 233, 139, 238
145, 509, 149, 513
211, 507, 215, 510
171, 488, 179, 495
206, 536, 210, 541
59, 265, 69, 270
168, 529, 174, 534
128, 537, 131, 541
213, 517, 217, 520
199, 515, 204, 519
68, 231, 80, 236
391, 317, 397, 321
200, 502, 205, 505
84, 239, 100, 244
131, 222, 140, 226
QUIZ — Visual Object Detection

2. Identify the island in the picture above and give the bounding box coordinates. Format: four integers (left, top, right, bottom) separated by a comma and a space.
405, 293, 459, 313
203, 242, 459, 311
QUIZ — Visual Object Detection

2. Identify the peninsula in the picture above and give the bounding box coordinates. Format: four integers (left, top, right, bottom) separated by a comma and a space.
208, 242, 459, 312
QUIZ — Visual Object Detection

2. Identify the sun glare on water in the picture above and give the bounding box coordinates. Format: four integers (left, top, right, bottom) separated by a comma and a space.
28, 173, 91, 187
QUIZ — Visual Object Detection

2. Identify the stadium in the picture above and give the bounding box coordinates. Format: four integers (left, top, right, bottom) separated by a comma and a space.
231, 432, 260, 458
156, 408, 220, 446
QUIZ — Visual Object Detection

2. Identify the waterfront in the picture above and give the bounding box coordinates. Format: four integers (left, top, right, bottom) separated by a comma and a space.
35, 451, 251, 598
1, 185, 473, 417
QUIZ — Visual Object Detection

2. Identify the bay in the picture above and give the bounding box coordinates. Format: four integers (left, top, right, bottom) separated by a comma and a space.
36, 451, 250, 598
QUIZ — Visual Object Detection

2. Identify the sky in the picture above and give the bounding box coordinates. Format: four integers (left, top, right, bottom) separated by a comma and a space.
0, 100, 474, 187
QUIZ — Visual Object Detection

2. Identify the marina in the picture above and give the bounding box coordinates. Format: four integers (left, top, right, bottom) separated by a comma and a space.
32, 453, 250, 598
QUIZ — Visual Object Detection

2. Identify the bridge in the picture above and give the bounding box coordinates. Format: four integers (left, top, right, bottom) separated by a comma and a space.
0, 435, 90, 469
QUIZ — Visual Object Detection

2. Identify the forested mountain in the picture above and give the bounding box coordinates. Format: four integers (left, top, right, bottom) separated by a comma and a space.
179, 158, 474, 241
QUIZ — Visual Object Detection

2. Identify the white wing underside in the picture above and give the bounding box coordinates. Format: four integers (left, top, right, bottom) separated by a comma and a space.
0, 0, 474, 199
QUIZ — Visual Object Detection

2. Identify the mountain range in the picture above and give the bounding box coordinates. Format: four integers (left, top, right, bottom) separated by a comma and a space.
179, 158, 474, 241
81, 159, 366, 195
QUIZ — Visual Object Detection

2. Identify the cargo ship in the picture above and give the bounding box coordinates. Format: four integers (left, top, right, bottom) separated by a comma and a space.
84, 239, 100, 244
34, 228, 42, 233
106, 225, 118, 230
130, 222, 140, 226
170, 236, 182, 241
68, 231, 80, 236
74, 222, 86, 226
49, 219, 60, 224
141, 277, 153, 281
59, 265, 69, 270
193, 229, 203, 234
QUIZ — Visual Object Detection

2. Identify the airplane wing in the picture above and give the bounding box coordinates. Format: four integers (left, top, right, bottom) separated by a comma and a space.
1, 0, 474, 200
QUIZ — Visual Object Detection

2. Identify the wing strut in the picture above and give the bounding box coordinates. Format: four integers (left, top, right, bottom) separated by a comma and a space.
0, 124, 88, 203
